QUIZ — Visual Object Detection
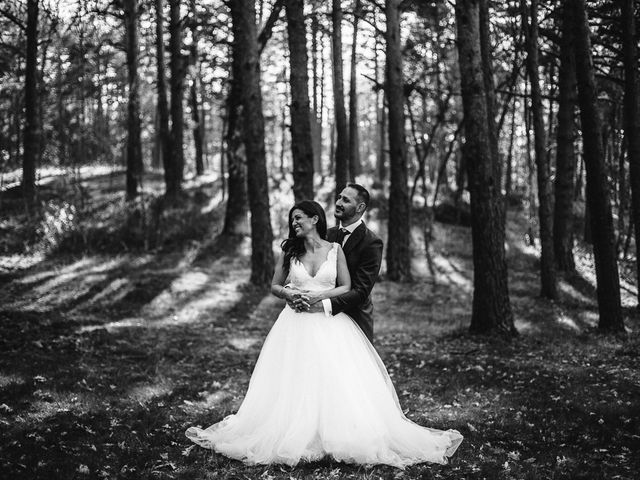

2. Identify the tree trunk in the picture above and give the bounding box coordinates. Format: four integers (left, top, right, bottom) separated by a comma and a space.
553, 1, 577, 272
124, 0, 143, 200
385, 0, 411, 281
23, 0, 39, 208
168, 0, 185, 197
310, 1, 322, 176
222, 45, 249, 236
155, 0, 172, 189
189, 0, 204, 176
571, 0, 624, 332
622, 0, 640, 305
374, 17, 386, 185
348, 0, 362, 180
505, 100, 516, 196
522, 0, 557, 298
230, 0, 275, 287
455, 0, 516, 335
223, 0, 282, 233
479, 0, 499, 181
285, 0, 314, 201
332, 0, 349, 194
190, 78, 204, 176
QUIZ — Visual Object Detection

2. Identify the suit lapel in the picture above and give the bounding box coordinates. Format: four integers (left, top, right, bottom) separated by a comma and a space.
343, 222, 366, 254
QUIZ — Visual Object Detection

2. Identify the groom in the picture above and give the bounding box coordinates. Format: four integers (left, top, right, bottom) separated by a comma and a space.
294, 184, 383, 344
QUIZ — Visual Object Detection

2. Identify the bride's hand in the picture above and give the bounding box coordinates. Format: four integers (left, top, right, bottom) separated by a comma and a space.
301, 292, 322, 306
285, 288, 309, 310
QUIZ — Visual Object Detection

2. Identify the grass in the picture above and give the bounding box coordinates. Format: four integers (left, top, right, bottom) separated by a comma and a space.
0, 170, 639, 479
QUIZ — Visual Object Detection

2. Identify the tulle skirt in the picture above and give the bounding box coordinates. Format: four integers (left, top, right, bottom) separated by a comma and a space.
185, 305, 462, 468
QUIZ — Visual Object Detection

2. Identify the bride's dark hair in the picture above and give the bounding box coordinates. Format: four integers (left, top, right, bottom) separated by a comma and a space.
281, 200, 327, 274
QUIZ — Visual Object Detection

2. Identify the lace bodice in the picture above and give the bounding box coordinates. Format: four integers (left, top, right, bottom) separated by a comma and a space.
288, 243, 338, 292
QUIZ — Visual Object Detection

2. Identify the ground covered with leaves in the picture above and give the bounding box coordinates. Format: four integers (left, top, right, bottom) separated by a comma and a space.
1, 170, 639, 479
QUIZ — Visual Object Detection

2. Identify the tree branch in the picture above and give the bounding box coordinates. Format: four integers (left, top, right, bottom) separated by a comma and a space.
258, 0, 284, 54
0, 8, 26, 30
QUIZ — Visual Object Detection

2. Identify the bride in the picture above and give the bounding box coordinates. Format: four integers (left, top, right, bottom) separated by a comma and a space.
185, 200, 462, 468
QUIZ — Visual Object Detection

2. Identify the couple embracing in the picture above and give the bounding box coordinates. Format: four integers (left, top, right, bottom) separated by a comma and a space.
186, 184, 462, 469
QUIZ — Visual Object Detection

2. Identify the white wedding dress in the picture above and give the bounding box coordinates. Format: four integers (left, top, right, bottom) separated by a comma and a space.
185, 243, 462, 468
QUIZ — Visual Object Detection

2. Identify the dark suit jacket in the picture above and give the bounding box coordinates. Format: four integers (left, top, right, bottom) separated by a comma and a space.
327, 222, 383, 343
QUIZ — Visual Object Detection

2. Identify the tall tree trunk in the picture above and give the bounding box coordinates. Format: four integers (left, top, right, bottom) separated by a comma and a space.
522, 0, 557, 298
622, 0, 640, 305
374, 17, 386, 185
479, 0, 499, 181
571, 0, 624, 332
230, 0, 275, 287
223, 1, 282, 235
285, 0, 314, 201
124, 0, 143, 200
554, 1, 577, 272
189, 0, 204, 176
455, 0, 516, 335
505, 100, 516, 196
310, 0, 322, 176
311, 0, 320, 117
23, 0, 39, 207
155, 0, 171, 173
190, 79, 204, 176
168, 0, 185, 197
332, 0, 349, 194
222, 74, 249, 236
348, 0, 362, 180
385, 0, 411, 281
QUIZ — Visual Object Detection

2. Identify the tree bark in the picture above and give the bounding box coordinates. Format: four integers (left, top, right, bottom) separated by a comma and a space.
348, 0, 363, 180
190, 78, 204, 176
310, 1, 323, 176
332, 0, 349, 194
455, 0, 516, 335
229, 0, 275, 287
168, 0, 185, 197
505, 100, 516, 197
124, 0, 143, 200
479, 0, 499, 181
155, 0, 171, 189
374, 19, 386, 185
222, 40, 250, 236
285, 0, 314, 201
223, 0, 283, 234
522, 0, 557, 298
23, 0, 39, 207
571, 0, 624, 332
189, 0, 204, 176
385, 0, 411, 281
553, 1, 577, 272
622, 0, 640, 305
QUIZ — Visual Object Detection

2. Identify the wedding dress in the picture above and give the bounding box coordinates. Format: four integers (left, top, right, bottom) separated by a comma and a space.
185, 243, 462, 468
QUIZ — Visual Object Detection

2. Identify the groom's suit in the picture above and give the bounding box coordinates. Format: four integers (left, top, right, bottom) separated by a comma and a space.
327, 222, 383, 343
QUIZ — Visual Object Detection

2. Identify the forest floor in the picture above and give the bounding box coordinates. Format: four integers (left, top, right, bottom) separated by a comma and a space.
1, 169, 639, 480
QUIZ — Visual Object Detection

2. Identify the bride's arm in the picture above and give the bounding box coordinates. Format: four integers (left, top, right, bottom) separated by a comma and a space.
271, 253, 303, 302
306, 246, 352, 304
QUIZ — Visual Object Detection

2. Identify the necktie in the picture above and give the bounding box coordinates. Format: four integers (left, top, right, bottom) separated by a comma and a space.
336, 227, 350, 246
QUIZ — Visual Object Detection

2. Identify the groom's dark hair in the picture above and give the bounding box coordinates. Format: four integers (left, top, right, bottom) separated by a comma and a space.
281, 200, 327, 274
347, 183, 370, 210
